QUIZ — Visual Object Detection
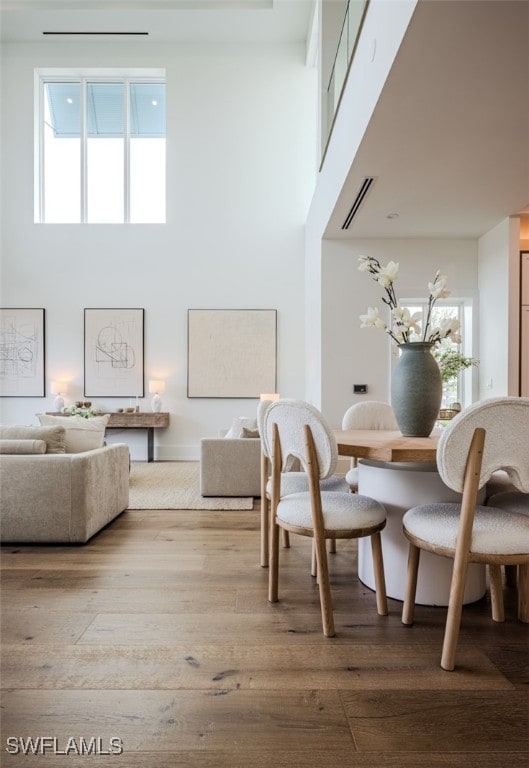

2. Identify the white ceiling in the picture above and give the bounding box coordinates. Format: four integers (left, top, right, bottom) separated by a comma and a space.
1, 0, 527, 240
0, 0, 314, 43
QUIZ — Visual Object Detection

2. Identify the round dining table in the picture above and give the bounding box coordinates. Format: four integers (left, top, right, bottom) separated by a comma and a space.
334, 428, 487, 606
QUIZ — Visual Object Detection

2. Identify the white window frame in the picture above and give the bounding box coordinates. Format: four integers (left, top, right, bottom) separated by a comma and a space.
34, 68, 166, 224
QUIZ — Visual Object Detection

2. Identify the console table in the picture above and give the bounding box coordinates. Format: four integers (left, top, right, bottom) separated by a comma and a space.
105, 412, 169, 462
47, 411, 170, 462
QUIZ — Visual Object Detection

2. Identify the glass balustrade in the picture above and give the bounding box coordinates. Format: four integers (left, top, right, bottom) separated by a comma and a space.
326, 0, 369, 148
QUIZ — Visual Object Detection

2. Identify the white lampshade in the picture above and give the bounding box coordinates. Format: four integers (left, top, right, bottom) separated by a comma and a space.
260, 393, 280, 401
149, 380, 165, 412
51, 380, 68, 395
148, 380, 166, 395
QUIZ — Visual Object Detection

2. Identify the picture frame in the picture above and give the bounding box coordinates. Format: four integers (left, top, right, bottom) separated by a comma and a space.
0, 308, 46, 397
84, 308, 144, 397
187, 308, 277, 398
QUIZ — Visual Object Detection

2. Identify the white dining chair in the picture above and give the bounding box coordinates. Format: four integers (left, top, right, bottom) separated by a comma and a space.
258, 398, 348, 567
264, 399, 388, 637
401, 397, 529, 671
341, 401, 399, 491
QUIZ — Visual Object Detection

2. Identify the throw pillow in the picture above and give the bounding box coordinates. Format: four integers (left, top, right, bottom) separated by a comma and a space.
0, 438, 47, 455
224, 416, 258, 439
37, 414, 110, 453
0, 425, 66, 454
241, 427, 260, 439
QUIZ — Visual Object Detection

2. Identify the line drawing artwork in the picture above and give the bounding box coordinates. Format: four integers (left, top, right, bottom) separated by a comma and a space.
0, 308, 45, 396
84, 309, 144, 397
95, 324, 136, 371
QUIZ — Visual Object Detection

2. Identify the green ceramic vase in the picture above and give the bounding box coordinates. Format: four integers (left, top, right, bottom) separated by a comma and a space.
391, 342, 442, 437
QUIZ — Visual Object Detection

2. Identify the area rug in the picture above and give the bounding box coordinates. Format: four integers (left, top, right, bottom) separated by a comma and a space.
128, 461, 254, 510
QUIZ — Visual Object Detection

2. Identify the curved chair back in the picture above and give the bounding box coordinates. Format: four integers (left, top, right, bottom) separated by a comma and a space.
264, 399, 338, 480
341, 401, 399, 431
257, 399, 274, 458
437, 397, 529, 493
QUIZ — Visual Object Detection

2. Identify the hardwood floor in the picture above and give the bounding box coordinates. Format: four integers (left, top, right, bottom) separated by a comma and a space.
1, 504, 528, 767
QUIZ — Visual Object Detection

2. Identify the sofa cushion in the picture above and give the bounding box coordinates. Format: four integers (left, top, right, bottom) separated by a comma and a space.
0, 425, 66, 454
0, 438, 47, 455
225, 416, 258, 439
37, 414, 110, 453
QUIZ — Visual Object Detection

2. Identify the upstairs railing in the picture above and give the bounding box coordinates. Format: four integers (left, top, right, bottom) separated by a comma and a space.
323, 0, 369, 165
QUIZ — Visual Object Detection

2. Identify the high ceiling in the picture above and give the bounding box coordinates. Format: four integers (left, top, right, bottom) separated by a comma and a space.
1, 0, 527, 240
0, 0, 314, 44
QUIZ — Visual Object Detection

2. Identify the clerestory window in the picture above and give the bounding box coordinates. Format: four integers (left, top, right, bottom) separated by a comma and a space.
35, 69, 166, 223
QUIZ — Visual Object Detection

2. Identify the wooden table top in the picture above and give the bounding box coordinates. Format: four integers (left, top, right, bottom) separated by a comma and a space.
106, 411, 169, 428
334, 429, 440, 463
47, 411, 170, 428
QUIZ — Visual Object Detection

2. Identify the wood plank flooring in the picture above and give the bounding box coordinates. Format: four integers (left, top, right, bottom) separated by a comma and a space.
1, 505, 528, 767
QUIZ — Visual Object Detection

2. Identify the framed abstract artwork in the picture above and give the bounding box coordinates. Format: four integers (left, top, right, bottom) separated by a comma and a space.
187, 309, 277, 398
84, 308, 144, 397
0, 308, 46, 396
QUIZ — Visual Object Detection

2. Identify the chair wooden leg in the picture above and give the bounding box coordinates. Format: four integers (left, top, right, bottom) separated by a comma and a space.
505, 564, 517, 588
311, 539, 317, 578
402, 543, 420, 626
260, 495, 269, 568
268, 520, 280, 603
281, 529, 290, 549
370, 532, 388, 616
440, 556, 470, 672
313, 531, 335, 637
489, 564, 505, 622
518, 563, 529, 622
260, 451, 270, 567
328, 538, 336, 554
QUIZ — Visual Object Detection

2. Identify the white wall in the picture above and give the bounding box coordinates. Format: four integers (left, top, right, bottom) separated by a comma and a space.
477, 216, 520, 399
305, 0, 417, 410
0, 41, 317, 459
321, 238, 479, 427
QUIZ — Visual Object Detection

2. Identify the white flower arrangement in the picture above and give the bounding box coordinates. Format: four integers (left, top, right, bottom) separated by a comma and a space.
358, 254, 462, 346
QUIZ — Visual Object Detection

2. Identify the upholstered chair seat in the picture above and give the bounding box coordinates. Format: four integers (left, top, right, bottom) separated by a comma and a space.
276, 490, 387, 531
403, 502, 529, 556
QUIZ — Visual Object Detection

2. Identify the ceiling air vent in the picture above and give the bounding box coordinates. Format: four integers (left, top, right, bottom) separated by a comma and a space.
43, 32, 149, 36
342, 176, 375, 230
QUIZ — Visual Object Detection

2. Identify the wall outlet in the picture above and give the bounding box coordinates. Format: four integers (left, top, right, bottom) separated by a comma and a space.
354, 384, 368, 393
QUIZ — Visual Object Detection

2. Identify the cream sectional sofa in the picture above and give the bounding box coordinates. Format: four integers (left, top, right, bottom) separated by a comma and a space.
199, 414, 262, 497
0, 424, 130, 544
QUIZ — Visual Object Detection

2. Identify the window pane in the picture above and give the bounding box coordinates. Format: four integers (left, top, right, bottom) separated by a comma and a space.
86, 83, 124, 223
130, 82, 166, 137
130, 83, 166, 223
130, 138, 166, 223
43, 82, 81, 223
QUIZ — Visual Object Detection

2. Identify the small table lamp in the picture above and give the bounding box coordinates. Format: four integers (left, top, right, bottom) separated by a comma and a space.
51, 380, 68, 412
149, 380, 166, 412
